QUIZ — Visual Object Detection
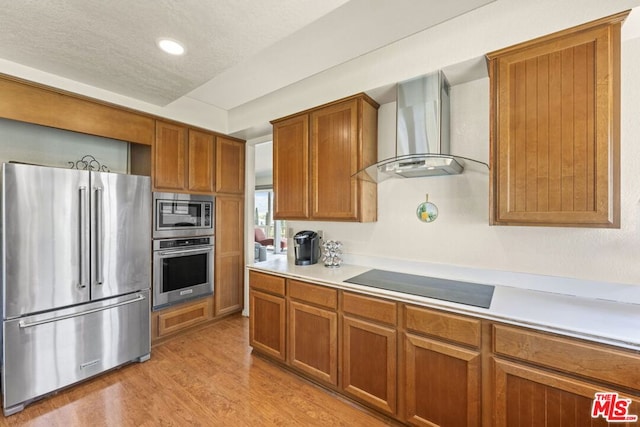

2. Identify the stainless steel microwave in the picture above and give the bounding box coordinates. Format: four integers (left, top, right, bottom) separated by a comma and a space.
153, 192, 214, 239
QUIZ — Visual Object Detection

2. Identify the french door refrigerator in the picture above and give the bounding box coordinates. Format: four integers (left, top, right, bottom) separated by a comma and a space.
0, 163, 152, 415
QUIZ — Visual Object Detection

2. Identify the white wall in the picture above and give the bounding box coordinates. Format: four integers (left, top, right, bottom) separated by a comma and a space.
228, 0, 640, 135
254, 141, 274, 187
286, 39, 640, 286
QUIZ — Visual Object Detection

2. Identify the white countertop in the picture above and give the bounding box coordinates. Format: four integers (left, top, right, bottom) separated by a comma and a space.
247, 256, 640, 351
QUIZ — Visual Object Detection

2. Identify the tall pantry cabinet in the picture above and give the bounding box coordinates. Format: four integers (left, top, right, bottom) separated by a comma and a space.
214, 137, 245, 317
151, 121, 246, 340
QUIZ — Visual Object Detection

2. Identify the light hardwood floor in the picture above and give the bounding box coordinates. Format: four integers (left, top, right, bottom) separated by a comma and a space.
2, 314, 395, 427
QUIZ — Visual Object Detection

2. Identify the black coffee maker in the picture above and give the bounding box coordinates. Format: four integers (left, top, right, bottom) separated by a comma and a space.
293, 230, 320, 265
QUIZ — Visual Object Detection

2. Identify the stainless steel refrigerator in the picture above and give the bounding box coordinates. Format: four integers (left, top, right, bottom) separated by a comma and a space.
0, 163, 152, 415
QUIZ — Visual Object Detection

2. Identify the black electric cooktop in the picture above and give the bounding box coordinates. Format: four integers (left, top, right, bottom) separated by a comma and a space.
344, 269, 494, 309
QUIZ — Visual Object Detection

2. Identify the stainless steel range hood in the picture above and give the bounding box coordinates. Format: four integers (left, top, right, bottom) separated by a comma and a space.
356, 71, 464, 182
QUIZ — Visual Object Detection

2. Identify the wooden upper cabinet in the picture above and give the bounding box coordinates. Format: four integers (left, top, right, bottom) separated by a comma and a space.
273, 114, 309, 219
215, 136, 245, 194
271, 93, 378, 222
311, 99, 359, 220
486, 11, 628, 227
188, 129, 215, 193
154, 121, 219, 194
154, 121, 187, 191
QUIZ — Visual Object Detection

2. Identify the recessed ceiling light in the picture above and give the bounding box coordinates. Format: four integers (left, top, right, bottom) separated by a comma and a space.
157, 38, 185, 56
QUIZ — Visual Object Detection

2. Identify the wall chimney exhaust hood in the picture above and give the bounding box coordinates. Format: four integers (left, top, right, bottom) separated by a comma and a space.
355, 70, 470, 183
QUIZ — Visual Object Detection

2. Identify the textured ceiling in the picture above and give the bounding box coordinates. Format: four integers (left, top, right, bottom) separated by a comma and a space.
0, 0, 348, 106
0, 0, 495, 109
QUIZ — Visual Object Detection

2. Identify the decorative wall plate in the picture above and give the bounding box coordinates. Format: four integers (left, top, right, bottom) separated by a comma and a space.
416, 194, 438, 223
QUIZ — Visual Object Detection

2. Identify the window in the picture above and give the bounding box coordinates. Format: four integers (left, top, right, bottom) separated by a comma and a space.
254, 189, 286, 254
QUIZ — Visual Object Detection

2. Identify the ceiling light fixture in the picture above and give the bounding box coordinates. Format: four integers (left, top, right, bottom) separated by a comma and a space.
157, 38, 185, 56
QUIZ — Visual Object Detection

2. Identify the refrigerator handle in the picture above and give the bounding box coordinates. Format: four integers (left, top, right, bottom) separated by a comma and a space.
95, 186, 104, 285
78, 186, 88, 289
18, 294, 146, 328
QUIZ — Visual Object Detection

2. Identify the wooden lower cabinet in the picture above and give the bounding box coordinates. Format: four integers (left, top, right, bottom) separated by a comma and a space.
493, 358, 640, 427
491, 324, 640, 427
404, 333, 481, 427
342, 315, 397, 415
247, 272, 640, 426
249, 289, 286, 361
288, 300, 338, 385
493, 324, 640, 391
153, 298, 212, 340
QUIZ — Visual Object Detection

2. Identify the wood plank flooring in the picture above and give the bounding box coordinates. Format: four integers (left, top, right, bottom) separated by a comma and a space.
1, 315, 395, 427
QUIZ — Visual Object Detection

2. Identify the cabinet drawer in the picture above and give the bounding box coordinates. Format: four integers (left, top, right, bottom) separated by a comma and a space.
405, 305, 481, 348
249, 271, 285, 296
288, 280, 337, 309
342, 292, 397, 325
493, 324, 640, 390
157, 299, 210, 338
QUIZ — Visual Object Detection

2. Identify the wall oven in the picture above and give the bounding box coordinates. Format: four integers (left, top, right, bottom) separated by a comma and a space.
153, 192, 214, 239
152, 236, 214, 311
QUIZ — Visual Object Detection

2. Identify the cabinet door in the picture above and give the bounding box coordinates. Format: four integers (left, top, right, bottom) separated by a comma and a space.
487, 14, 625, 227
404, 333, 481, 427
493, 358, 640, 427
154, 121, 186, 191
249, 290, 286, 361
273, 114, 309, 219
187, 129, 215, 193
289, 301, 338, 386
216, 136, 245, 194
342, 315, 397, 415
215, 196, 244, 316
310, 99, 358, 220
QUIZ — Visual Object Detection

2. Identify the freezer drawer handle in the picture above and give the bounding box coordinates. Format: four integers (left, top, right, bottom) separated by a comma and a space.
17, 294, 146, 329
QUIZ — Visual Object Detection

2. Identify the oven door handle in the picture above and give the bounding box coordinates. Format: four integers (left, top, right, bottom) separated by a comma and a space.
158, 247, 213, 256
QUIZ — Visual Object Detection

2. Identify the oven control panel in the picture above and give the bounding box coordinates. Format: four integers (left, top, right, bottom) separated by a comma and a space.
154, 237, 212, 250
